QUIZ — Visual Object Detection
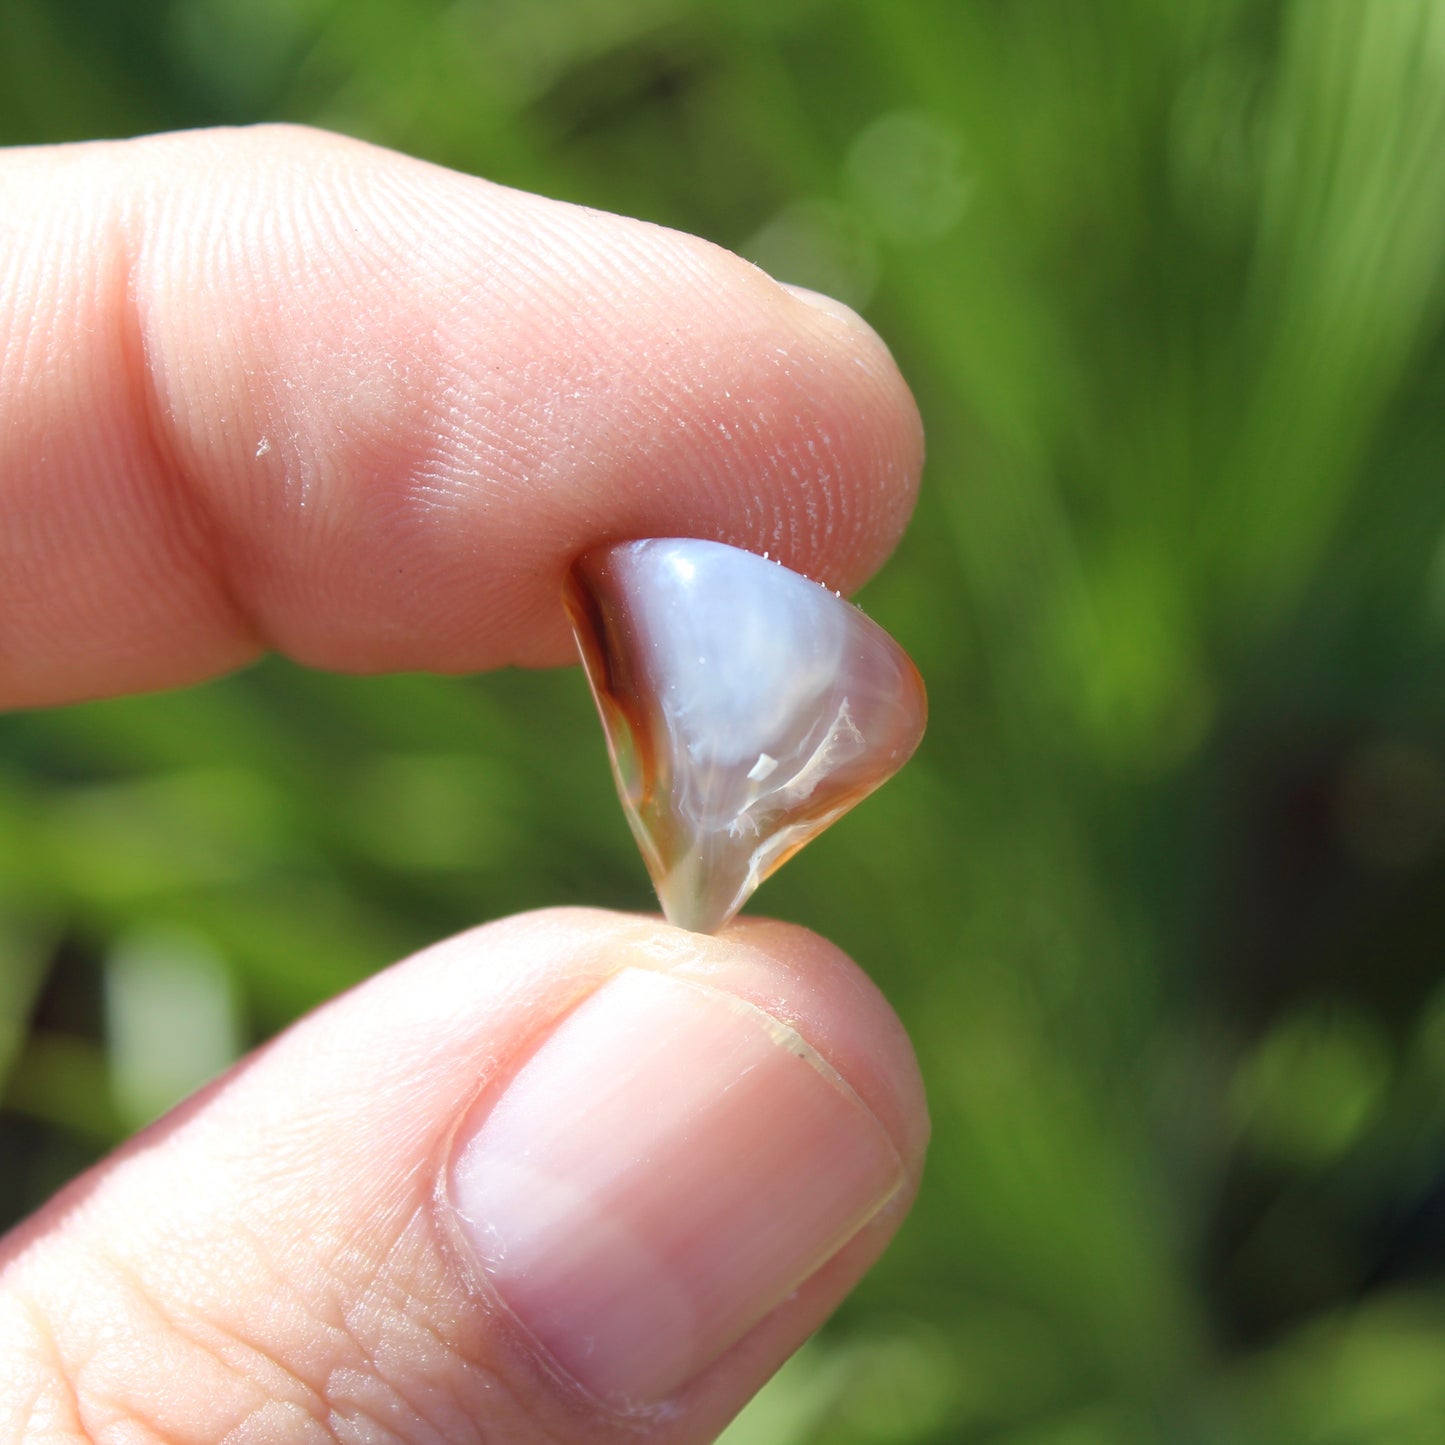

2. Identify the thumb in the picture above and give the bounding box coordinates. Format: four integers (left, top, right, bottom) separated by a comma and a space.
0, 908, 926, 1442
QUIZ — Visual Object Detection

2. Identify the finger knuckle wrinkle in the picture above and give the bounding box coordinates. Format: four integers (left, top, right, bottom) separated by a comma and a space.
116, 206, 269, 659
0, 1288, 99, 1445
20, 1244, 327, 1445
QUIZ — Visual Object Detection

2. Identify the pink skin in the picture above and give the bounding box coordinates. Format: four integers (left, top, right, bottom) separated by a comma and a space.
0, 126, 921, 706
0, 127, 928, 1444
1, 914, 928, 1443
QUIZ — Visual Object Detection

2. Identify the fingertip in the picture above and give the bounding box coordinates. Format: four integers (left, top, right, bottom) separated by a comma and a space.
1, 126, 925, 702
0, 904, 927, 1442
688, 914, 931, 1173
416, 906, 928, 1177
441, 909, 926, 1414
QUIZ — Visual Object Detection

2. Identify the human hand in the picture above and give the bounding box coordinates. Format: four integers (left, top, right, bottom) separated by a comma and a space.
0, 126, 927, 1443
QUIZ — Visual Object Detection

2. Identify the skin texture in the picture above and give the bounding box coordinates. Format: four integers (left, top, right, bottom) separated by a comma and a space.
0, 126, 928, 1444
0, 125, 920, 706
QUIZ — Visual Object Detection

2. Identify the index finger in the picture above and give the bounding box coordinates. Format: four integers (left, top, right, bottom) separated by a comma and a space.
0, 125, 922, 709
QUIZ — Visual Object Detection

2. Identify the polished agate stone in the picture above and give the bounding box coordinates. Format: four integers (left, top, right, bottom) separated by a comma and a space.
566, 538, 927, 934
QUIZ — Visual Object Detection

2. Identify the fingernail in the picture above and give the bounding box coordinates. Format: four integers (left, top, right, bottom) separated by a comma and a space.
780, 282, 876, 334
448, 967, 903, 1408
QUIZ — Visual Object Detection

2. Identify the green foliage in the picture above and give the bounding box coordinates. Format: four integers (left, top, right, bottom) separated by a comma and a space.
4, 1, 1445, 1439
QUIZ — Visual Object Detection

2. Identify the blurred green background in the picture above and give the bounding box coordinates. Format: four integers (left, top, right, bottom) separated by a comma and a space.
4, 1, 1445, 1440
